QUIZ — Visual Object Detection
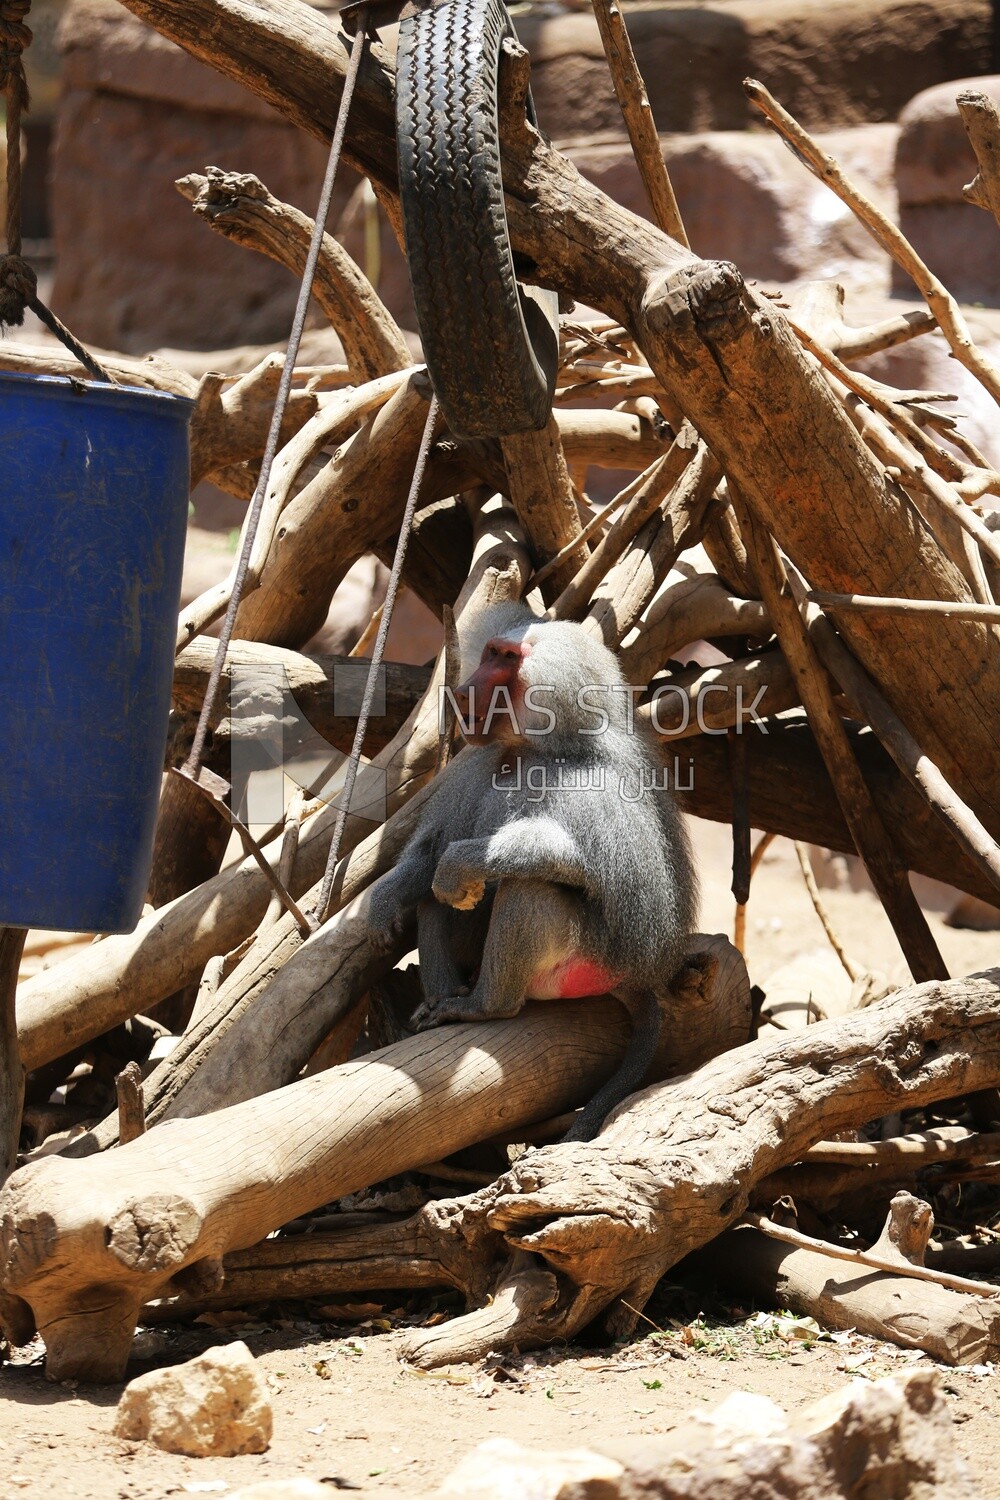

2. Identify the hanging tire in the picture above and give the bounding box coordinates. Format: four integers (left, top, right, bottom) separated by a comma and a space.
395, 0, 559, 440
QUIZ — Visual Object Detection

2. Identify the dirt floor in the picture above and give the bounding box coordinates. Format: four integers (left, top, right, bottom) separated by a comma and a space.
4, 817, 1000, 1497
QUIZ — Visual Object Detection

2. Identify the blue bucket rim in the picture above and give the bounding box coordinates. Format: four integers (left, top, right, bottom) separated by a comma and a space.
0, 367, 195, 417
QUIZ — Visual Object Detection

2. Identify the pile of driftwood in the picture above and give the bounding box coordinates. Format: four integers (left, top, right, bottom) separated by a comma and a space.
3, 0, 1000, 1391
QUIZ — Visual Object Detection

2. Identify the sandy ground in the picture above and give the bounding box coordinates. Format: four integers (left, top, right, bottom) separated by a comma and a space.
5, 810, 1000, 1498
2, 1309, 998, 1498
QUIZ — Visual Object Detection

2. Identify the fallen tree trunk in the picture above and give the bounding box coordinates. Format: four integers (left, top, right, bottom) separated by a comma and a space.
1, 1001, 632, 1381
399, 968, 1000, 1368
0, 934, 748, 1379
713, 1227, 1000, 1366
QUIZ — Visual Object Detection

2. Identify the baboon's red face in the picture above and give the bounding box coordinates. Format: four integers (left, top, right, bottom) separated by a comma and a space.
456, 636, 532, 744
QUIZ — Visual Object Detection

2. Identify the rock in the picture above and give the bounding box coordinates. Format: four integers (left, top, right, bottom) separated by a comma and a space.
439, 1436, 624, 1498
438, 1371, 976, 1498
228, 1484, 334, 1500
51, 0, 338, 352
565, 124, 897, 290
945, 892, 1000, 929
895, 75, 1000, 304
113, 1340, 272, 1456
518, 0, 991, 138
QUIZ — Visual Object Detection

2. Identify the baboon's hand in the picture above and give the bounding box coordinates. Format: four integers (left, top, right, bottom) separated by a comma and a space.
432, 853, 486, 911
366, 881, 410, 952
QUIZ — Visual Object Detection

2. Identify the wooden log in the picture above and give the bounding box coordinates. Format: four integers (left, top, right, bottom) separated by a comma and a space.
401, 968, 1000, 1367
147, 935, 750, 1321
177, 167, 411, 380
553, 408, 667, 470
0, 937, 747, 1376
1, 999, 633, 1381
619, 567, 769, 685
959, 88, 1000, 230
142, 1210, 488, 1322
642, 650, 799, 738
232, 371, 433, 648
738, 505, 947, 983
172, 638, 432, 758
789, 573, 1000, 899
500, 418, 589, 599
189, 355, 322, 489
712, 1226, 1000, 1365
678, 717, 1000, 907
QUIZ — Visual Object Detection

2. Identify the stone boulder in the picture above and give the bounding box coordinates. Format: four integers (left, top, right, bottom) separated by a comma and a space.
519, 0, 991, 138
895, 74, 1000, 304
114, 1339, 273, 1456
565, 124, 897, 289
436, 1371, 975, 1499
51, 0, 335, 351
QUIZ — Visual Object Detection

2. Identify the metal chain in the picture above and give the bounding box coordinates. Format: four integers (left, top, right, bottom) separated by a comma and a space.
183, 12, 370, 778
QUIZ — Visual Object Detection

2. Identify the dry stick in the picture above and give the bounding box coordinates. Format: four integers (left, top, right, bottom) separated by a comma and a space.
738, 505, 949, 984
801, 1128, 996, 1165
0, 928, 26, 1185
115, 1062, 146, 1145
530, 470, 640, 592
740, 1213, 999, 1300
549, 433, 696, 618
789, 318, 983, 492
809, 591, 1000, 624
958, 88, 1000, 231
845, 399, 1000, 587
350, 603, 383, 659
435, 604, 461, 774
733, 831, 774, 956
835, 307, 938, 362
792, 840, 862, 982
580, 445, 722, 645
589, 0, 689, 246
729, 727, 751, 906
744, 77, 1000, 412
792, 329, 1000, 600
785, 569, 1000, 900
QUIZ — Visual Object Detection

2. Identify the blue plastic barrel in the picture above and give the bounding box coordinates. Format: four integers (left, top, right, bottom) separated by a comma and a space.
0, 371, 193, 933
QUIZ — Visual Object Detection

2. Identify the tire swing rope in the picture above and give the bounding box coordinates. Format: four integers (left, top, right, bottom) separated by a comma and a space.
179, 9, 436, 933
0, 0, 114, 382
395, 0, 559, 440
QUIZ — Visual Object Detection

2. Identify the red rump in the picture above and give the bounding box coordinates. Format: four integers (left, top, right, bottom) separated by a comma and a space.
528, 958, 623, 1000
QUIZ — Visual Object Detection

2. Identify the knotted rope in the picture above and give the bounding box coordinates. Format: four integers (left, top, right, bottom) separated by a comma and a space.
1, 0, 114, 380
1, 0, 31, 320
